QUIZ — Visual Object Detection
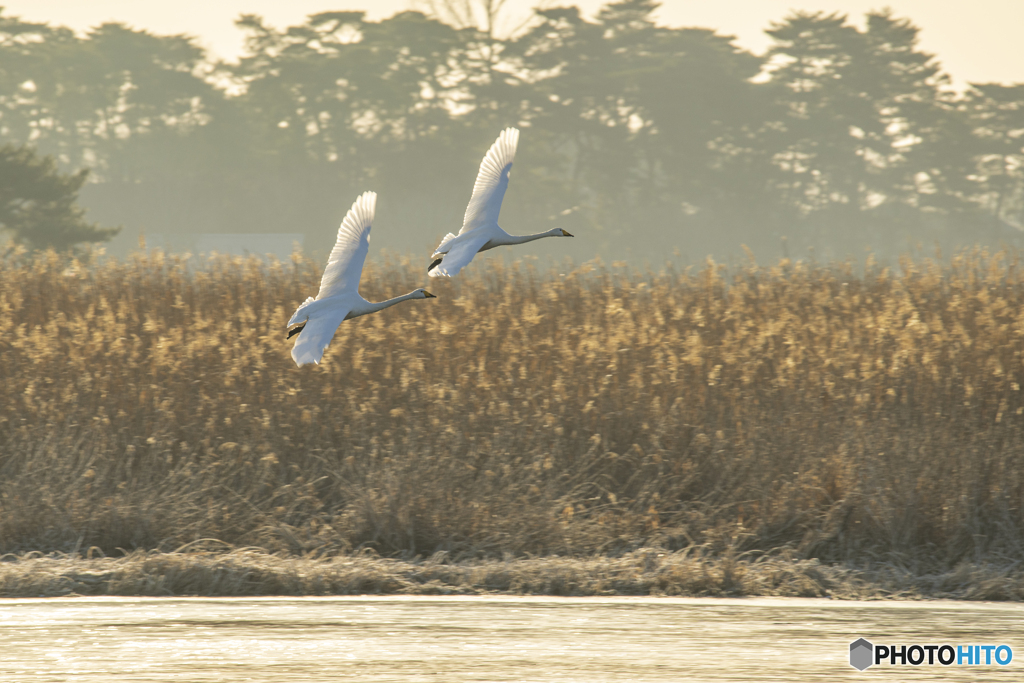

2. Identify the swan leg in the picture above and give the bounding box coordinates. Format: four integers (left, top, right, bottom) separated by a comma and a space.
287, 323, 306, 339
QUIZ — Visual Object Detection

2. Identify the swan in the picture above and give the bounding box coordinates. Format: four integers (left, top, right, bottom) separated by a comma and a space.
428, 127, 572, 278
287, 191, 436, 366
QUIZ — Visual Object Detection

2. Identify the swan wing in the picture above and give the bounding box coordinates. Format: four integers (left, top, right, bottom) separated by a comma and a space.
428, 232, 490, 278
291, 306, 352, 366
316, 191, 376, 300
460, 128, 518, 235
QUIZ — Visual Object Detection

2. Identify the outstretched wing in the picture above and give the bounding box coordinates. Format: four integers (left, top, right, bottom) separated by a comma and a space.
428, 232, 490, 278
291, 307, 351, 366
460, 128, 518, 235
316, 191, 376, 300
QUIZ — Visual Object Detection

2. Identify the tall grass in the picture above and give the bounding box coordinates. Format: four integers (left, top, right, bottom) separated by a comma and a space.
2, 247, 1023, 573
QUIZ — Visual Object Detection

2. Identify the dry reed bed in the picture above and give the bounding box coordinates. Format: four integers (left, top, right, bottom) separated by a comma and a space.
1, 248, 1024, 578
4, 548, 1024, 600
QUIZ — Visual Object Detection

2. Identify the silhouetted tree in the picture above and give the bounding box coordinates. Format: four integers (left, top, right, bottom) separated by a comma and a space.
759, 10, 978, 253
0, 4, 1019, 260
1, 13, 218, 173
509, 1, 777, 254
965, 84, 1024, 233
0, 144, 118, 251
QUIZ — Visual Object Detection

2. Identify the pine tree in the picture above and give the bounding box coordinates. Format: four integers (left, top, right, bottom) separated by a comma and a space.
0, 144, 119, 251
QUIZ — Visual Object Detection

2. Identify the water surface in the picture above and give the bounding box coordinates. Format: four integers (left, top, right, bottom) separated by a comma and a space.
1, 595, 1021, 681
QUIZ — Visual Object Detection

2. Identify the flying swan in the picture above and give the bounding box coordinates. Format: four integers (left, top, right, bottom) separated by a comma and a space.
287, 191, 435, 366
428, 127, 573, 278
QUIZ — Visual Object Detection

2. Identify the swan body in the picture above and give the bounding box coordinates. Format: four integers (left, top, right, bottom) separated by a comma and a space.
428, 127, 572, 278
288, 191, 435, 366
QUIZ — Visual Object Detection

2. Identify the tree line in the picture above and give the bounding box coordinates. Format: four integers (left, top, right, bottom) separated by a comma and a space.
0, 0, 1021, 260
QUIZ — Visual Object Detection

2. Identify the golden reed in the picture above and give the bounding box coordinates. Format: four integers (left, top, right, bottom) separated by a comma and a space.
1, 247, 1023, 572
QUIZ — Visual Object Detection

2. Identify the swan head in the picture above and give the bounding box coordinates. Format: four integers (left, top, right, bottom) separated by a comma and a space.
415, 289, 437, 299
559, 229, 574, 237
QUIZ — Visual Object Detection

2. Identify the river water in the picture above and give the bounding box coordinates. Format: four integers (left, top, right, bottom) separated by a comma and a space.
0, 595, 1020, 681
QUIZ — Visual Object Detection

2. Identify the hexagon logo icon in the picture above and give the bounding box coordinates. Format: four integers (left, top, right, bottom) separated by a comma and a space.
850, 638, 874, 671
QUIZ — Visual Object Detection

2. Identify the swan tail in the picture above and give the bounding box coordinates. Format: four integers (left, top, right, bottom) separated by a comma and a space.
432, 233, 458, 258
286, 296, 316, 328
428, 235, 488, 278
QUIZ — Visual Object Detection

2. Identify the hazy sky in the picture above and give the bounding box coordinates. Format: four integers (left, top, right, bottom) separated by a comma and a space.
3, 0, 1022, 87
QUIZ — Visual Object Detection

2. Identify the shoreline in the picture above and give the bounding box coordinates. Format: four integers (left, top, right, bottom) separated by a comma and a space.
2, 549, 1022, 601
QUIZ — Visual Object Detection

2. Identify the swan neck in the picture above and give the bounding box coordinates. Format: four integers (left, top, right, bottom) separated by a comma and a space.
507, 228, 561, 245
367, 291, 420, 313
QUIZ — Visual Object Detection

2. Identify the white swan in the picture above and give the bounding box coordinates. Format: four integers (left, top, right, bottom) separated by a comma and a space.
287, 191, 435, 366
428, 127, 572, 278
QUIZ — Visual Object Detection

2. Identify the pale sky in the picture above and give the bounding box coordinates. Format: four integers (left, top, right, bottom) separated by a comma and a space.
3, 0, 1022, 87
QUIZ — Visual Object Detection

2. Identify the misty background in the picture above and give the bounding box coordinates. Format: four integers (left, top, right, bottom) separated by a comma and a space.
1, 0, 1022, 264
